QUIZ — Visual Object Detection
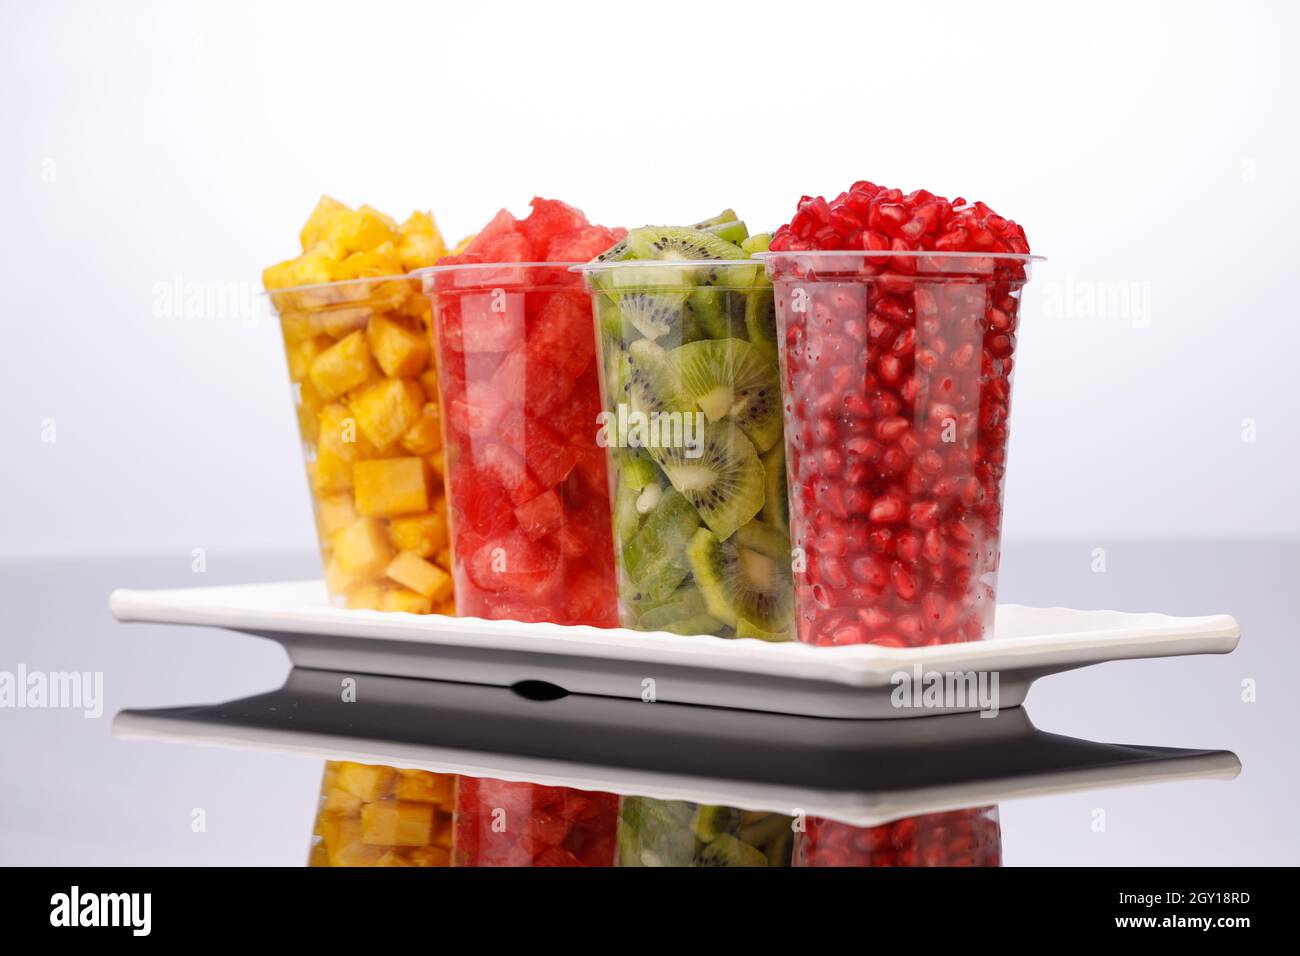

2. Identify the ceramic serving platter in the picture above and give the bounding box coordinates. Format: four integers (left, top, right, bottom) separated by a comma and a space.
109, 580, 1240, 719
112, 669, 1241, 828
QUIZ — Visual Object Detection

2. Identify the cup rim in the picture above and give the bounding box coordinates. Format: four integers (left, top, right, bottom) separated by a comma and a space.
572, 259, 760, 273
259, 273, 415, 297
415, 261, 586, 276
757, 250, 1045, 262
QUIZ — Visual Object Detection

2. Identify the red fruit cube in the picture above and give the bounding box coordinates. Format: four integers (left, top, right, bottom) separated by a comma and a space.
463, 208, 522, 255
527, 290, 596, 379
519, 197, 589, 250
545, 225, 626, 262
514, 488, 564, 540
473, 442, 543, 505
534, 846, 584, 867
451, 473, 516, 537
500, 412, 581, 488
490, 349, 577, 418
458, 291, 525, 353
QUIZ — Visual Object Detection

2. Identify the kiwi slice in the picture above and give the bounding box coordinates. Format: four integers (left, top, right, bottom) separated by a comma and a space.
696, 832, 768, 867
595, 294, 624, 342
620, 452, 659, 492
693, 805, 742, 843
633, 584, 723, 636
650, 420, 764, 541
625, 339, 682, 418
613, 472, 642, 548
740, 232, 773, 255
672, 339, 782, 454
685, 288, 740, 340
621, 488, 701, 604
744, 286, 777, 357
736, 617, 792, 642
704, 219, 749, 245
687, 520, 794, 632
626, 226, 746, 263
760, 441, 789, 533
617, 289, 687, 341
690, 209, 739, 230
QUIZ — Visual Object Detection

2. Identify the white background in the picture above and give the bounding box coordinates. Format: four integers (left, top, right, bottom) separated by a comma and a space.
1, 0, 1297, 558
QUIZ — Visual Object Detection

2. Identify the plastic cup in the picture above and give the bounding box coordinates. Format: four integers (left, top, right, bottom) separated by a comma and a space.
453, 778, 620, 866
420, 263, 618, 627
793, 806, 1002, 866
764, 251, 1039, 648
579, 261, 795, 641
617, 797, 793, 866
308, 761, 456, 867
265, 276, 455, 615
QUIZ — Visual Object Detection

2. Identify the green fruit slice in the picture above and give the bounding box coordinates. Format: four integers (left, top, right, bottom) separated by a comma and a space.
633, 584, 723, 636
627, 226, 746, 262
693, 805, 742, 842
760, 441, 789, 534
616, 290, 687, 341
650, 420, 764, 541
740, 232, 773, 255
736, 617, 791, 642
621, 488, 701, 604
625, 339, 682, 418
704, 219, 749, 244
744, 286, 777, 358
690, 209, 738, 230
696, 832, 768, 867
620, 453, 659, 492
686, 520, 794, 632
671, 339, 782, 453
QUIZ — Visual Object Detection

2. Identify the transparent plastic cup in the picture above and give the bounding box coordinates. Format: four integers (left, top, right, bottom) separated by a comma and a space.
308, 761, 456, 867
764, 251, 1040, 648
454, 778, 620, 866
420, 263, 618, 627
265, 276, 455, 615
579, 261, 795, 642
617, 797, 793, 866
793, 806, 1002, 866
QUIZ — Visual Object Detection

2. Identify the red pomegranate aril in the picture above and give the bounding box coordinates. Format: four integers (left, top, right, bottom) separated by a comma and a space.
869, 494, 905, 524
852, 554, 890, 589
891, 561, 919, 601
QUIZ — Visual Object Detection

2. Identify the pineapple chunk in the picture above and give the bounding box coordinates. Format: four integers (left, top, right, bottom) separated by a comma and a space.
334, 207, 398, 254
353, 457, 427, 517
324, 555, 365, 596
318, 403, 375, 461
321, 787, 363, 816
309, 330, 374, 401
309, 450, 353, 495
400, 402, 443, 455
335, 762, 397, 801
300, 196, 351, 252
367, 314, 430, 379
388, 511, 448, 558
333, 517, 393, 576
434, 598, 457, 616
316, 493, 358, 537
359, 204, 398, 231
262, 244, 334, 291
349, 377, 423, 449
288, 335, 333, 382
361, 799, 435, 846
380, 588, 432, 614
432, 811, 454, 849
375, 851, 415, 867
434, 547, 453, 571
321, 305, 373, 340
407, 845, 452, 867
386, 551, 453, 601
334, 241, 403, 281
396, 770, 455, 805
279, 308, 328, 345
346, 584, 385, 610
418, 367, 440, 397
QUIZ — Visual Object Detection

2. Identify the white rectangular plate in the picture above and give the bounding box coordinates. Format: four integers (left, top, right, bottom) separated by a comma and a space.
109, 580, 1240, 719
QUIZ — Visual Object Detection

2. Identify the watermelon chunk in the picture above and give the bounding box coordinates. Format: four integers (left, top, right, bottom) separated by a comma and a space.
458, 291, 525, 352
473, 442, 543, 505
489, 349, 577, 418
527, 290, 595, 379
520, 197, 589, 250
514, 488, 564, 540
499, 412, 580, 488
545, 224, 626, 262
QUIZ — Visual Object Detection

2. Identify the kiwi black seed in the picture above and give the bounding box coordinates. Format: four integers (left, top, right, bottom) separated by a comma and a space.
671, 338, 783, 454
627, 226, 746, 262
616, 290, 686, 341
686, 519, 794, 633
650, 419, 764, 541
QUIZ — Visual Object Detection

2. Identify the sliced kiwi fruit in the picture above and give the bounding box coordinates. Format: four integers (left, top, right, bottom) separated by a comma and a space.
613, 472, 643, 548
685, 288, 738, 339
760, 440, 789, 534
744, 286, 777, 357
650, 419, 764, 541
736, 617, 792, 642
690, 209, 738, 230
625, 339, 681, 418
740, 232, 773, 255
621, 488, 701, 604
620, 452, 659, 491
696, 832, 768, 867
633, 584, 723, 636
693, 805, 742, 843
687, 520, 794, 633
672, 339, 782, 453
616, 289, 686, 341
704, 219, 749, 244
595, 294, 624, 342
626, 226, 746, 263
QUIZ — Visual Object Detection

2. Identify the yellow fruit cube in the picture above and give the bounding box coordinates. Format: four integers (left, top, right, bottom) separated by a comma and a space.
397, 228, 449, 271
385, 551, 453, 601
432, 811, 454, 849
418, 367, 440, 397
380, 588, 432, 614
407, 845, 452, 867
315, 493, 357, 537
333, 517, 393, 576
361, 799, 435, 846
367, 314, 431, 379
317, 403, 375, 461
322, 787, 363, 816
307, 841, 329, 867
310, 450, 353, 495
375, 851, 415, 867
400, 403, 443, 456
353, 457, 427, 517
359, 204, 398, 231
346, 584, 385, 610
309, 330, 374, 401
279, 308, 328, 344
262, 245, 334, 291
324, 556, 365, 596
396, 770, 454, 805
300, 196, 351, 252
333, 242, 403, 281
388, 511, 448, 558
334, 207, 398, 254
434, 547, 453, 571
434, 598, 457, 616
349, 378, 423, 449
335, 762, 397, 801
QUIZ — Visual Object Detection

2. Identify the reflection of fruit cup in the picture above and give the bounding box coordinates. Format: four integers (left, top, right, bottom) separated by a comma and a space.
617, 797, 793, 867
421, 264, 618, 626
580, 262, 795, 640
454, 778, 619, 866
266, 277, 456, 614
765, 252, 1038, 648
308, 761, 456, 867
793, 807, 1002, 867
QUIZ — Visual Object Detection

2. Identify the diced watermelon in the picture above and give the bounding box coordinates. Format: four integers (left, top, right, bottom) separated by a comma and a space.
556, 525, 589, 559
450, 470, 516, 537
514, 488, 563, 540
548, 367, 603, 446
534, 846, 584, 867
520, 197, 589, 250
525, 809, 573, 846
462, 208, 521, 255
458, 291, 525, 352
527, 290, 595, 379
564, 563, 618, 626
490, 349, 578, 419
473, 442, 543, 505
545, 224, 626, 262
499, 412, 580, 488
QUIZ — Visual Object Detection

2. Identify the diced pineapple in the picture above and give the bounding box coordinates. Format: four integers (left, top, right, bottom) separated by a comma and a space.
380, 588, 432, 614
310, 450, 354, 495
333, 517, 393, 577
359, 204, 398, 231
279, 308, 329, 344
300, 196, 351, 252
361, 799, 435, 846
367, 314, 430, 379
335, 761, 397, 801
334, 207, 398, 254
353, 457, 427, 517
396, 770, 455, 805
418, 367, 440, 398
385, 551, 453, 602
321, 787, 363, 816
317, 403, 375, 461
348, 377, 423, 449
309, 330, 374, 401
432, 811, 454, 849
434, 598, 457, 616
321, 305, 373, 340
307, 841, 329, 867
434, 547, 453, 571
333, 241, 403, 281
374, 851, 415, 867
315, 493, 358, 537
397, 212, 449, 271
262, 244, 334, 291
407, 845, 452, 867
388, 511, 448, 558
288, 335, 333, 382
324, 555, 365, 596
400, 402, 443, 455
346, 584, 385, 610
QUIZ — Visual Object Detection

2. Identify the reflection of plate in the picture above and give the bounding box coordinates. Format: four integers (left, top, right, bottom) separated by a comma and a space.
110, 580, 1240, 718
113, 669, 1240, 828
